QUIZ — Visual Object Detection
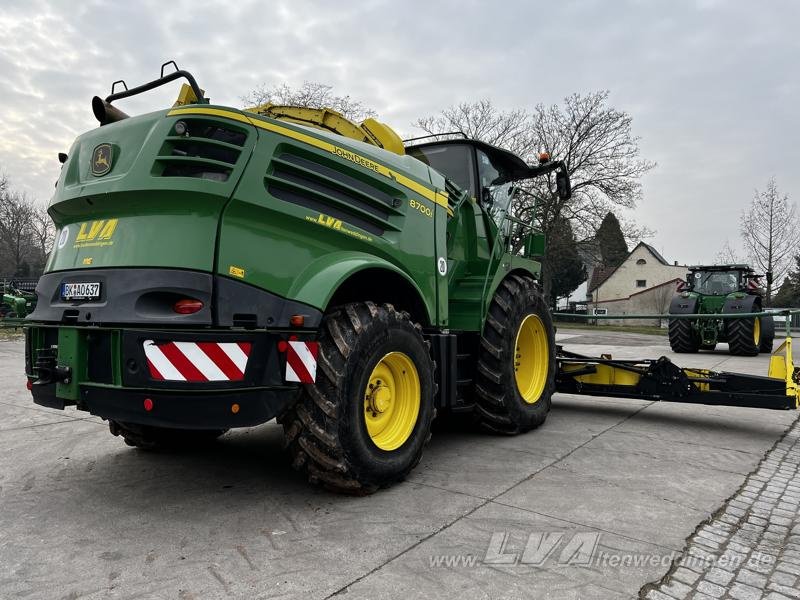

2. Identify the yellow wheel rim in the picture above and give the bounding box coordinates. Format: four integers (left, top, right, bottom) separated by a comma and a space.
364, 352, 420, 451
514, 314, 549, 404
754, 317, 761, 346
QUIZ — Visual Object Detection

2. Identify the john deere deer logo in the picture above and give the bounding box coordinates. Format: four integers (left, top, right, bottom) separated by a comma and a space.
91, 144, 113, 176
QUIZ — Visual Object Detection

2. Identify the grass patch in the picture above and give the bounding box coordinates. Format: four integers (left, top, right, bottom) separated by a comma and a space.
554, 321, 667, 336
0, 324, 25, 341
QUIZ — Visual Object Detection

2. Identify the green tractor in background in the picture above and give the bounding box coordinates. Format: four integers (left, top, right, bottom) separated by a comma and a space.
668, 264, 774, 356
1, 281, 37, 320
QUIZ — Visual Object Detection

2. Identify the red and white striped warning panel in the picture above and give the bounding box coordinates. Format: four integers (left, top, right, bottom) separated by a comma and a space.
285, 340, 318, 384
143, 340, 252, 382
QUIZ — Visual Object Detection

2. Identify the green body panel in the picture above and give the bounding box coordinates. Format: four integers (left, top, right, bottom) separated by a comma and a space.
284, 251, 430, 321
47, 108, 258, 273
44, 105, 451, 326
680, 291, 724, 345
444, 193, 540, 331
681, 291, 752, 345
696, 294, 726, 314
56, 328, 80, 400
213, 112, 443, 324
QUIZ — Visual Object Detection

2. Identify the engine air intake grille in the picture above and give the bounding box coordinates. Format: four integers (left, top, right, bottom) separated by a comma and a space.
154, 118, 248, 182
265, 152, 404, 237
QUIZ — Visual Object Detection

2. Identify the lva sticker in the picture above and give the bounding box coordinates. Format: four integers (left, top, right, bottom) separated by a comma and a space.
57, 226, 70, 249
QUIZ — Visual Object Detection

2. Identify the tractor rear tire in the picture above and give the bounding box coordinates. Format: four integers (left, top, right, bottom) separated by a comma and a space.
108, 421, 227, 449
473, 274, 554, 435
760, 316, 775, 353
279, 302, 435, 494
668, 319, 700, 353
727, 317, 761, 356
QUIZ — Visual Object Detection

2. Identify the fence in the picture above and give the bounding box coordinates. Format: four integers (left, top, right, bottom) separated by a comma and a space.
1, 277, 38, 293
553, 308, 800, 332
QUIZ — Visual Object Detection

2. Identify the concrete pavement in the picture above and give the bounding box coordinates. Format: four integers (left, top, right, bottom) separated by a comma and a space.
0, 328, 796, 599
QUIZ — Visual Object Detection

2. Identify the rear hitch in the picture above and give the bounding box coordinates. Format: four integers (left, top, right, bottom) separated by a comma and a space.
33, 348, 72, 385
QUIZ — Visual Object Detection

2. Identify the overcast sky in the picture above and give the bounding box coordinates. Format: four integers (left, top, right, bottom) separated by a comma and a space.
1, 0, 798, 266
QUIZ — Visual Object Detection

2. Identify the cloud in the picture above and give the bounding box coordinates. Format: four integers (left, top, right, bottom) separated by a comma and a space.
0, 0, 797, 263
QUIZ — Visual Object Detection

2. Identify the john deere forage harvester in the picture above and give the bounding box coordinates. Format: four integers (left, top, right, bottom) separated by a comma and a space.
25, 64, 571, 492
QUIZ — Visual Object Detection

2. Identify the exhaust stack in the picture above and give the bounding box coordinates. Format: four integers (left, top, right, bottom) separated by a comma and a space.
92, 96, 129, 126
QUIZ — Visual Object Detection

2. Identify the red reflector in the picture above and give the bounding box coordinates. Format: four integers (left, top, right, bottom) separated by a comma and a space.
143, 398, 154, 412
289, 314, 305, 327
173, 299, 204, 314
277, 340, 288, 353
26, 380, 33, 391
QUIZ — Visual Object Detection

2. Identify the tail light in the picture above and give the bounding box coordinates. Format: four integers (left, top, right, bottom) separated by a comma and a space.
173, 298, 204, 314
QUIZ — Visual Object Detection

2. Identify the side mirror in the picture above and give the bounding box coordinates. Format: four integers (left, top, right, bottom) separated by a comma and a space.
556, 170, 571, 200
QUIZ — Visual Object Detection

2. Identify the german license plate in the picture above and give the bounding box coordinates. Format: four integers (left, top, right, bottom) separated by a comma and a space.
61, 282, 101, 301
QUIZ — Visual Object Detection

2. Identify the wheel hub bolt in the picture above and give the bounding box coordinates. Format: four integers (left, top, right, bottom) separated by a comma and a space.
368, 385, 392, 414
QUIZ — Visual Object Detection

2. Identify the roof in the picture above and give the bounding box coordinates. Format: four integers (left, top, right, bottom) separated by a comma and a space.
587, 241, 681, 292
587, 265, 614, 293
641, 243, 669, 266
688, 264, 753, 272
408, 138, 534, 183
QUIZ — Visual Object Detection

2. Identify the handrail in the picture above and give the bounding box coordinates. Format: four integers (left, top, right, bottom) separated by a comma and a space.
552, 309, 800, 337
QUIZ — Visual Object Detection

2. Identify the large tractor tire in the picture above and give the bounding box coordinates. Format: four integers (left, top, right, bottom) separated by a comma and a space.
109, 421, 227, 449
727, 316, 761, 356
760, 316, 775, 353
280, 302, 435, 494
668, 319, 700, 353
474, 274, 554, 434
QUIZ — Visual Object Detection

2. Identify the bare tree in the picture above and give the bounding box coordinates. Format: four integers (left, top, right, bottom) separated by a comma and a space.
0, 172, 53, 276
528, 92, 656, 239
414, 91, 655, 300
29, 203, 55, 269
0, 189, 34, 275
714, 239, 747, 265
740, 178, 800, 301
414, 99, 533, 157
649, 281, 676, 314
242, 81, 375, 122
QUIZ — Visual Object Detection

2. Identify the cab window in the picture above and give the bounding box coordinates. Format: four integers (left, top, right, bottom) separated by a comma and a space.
407, 144, 475, 197
477, 149, 503, 189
